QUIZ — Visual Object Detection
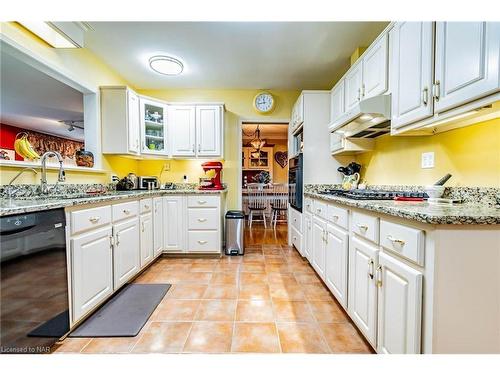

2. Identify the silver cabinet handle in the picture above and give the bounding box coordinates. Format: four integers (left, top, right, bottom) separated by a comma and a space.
331, 214, 339, 220
368, 259, 374, 279
198, 200, 207, 204
316, 207, 321, 212
115, 233, 120, 246
141, 221, 145, 232
357, 88, 361, 101
198, 144, 201, 152
357, 223, 368, 231
387, 235, 406, 246
109, 234, 114, 248
123, 209, 131, 215
197, 218, 207, 222
192, 144, 195, 153
89, 216, 100, 223
362, 83, 366, 98
197, 240, 207, 245
376, 265, 383, 288
144, 204, 150, 210
422, 87, 429, 106
434, 80, 441, 101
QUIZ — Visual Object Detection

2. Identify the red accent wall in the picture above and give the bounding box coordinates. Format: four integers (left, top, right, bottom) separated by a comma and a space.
0, 123, 24, 160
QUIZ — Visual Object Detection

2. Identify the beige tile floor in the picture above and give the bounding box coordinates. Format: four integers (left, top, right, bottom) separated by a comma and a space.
54, 226, 373, 354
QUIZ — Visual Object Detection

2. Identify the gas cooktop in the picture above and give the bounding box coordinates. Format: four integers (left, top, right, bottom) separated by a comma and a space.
318, 189, 429, 200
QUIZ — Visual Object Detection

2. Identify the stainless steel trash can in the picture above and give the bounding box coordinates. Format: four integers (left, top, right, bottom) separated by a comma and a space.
225, 210, 244, 255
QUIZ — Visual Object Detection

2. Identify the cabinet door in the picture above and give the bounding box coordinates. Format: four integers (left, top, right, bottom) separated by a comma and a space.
163, 196, 185, 252
330, 80, 345, 124
153, 197, 163, 256
170, 105, 196, 156
196, 105, 222, 157
113, 217, 140, 289
391, 22, 435, 129
344, 62, 363, 111
71, 226, 113, 322
312, 216, 326, 279
140, 98, 168, 155
377, 252, 423, 354
348, 235, 378, 346
434, 22, 500, 112
325, 224, 349, 308
303, 213, 313, 262
362, 34, 389, 99
127, 90, 140, 154
140, 213, 153, 268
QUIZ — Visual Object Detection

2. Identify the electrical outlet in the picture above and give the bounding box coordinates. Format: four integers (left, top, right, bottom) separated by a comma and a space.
421, 152, 435, 169
163, 162, 170, 171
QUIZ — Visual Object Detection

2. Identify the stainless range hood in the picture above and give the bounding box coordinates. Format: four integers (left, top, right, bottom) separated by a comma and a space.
329, 94, 392, 138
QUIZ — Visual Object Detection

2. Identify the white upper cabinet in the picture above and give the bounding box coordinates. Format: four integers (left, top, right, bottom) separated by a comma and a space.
330, 79, 345, 124
127, 91, 141, 154
377, 252, 423, 354
196, 105, 223, 157
344, 62, 363, 111
391, 22, 435, 129
434, 22, 500, 113
170, 105, 197, 156
140, 97, 168, 155
362, 33, 389, 99
101, 87, 141, 155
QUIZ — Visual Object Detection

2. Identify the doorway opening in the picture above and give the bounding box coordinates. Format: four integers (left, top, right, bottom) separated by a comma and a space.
240, 122, 289, 229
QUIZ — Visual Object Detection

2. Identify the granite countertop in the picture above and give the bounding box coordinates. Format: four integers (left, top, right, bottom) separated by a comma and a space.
304, 191, 500, 225
0, 188, 227, 217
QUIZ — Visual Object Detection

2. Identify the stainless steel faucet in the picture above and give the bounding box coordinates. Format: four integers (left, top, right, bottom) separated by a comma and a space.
40, 151, 65, 194
6, 167, 38, 198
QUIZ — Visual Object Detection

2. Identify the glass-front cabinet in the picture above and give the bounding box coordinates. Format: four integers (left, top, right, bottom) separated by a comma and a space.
242, 146, 273, 169
140, 97, 168, 155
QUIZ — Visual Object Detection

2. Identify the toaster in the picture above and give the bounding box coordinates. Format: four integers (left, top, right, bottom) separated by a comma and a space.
137, 176, 159, 190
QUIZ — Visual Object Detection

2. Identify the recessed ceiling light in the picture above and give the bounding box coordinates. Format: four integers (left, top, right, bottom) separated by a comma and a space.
149, 55, 184, 76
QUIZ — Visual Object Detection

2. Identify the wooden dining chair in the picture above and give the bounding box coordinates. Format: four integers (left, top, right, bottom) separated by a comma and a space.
247, 183, 268, 228
270, 183, 288, 228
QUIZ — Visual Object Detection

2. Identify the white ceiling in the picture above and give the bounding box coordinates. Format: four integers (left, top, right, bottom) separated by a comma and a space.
84, 22, 388, 90
1, 50, 85, 140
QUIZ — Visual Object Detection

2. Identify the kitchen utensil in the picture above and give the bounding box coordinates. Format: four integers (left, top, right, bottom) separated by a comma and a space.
346, 162, 362, 175
427, 197, 462, 205
342, 172, 360, 190
116, 177, 135, 191
434, 173, 452, 186
337, 166, 348, 175
394, 196, 424, 202
425, 185, 445, 198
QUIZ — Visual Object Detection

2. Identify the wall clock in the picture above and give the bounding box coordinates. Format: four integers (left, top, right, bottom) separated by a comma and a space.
253, 91, 275, 114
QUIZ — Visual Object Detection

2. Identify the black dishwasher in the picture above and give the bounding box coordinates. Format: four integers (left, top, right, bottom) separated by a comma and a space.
0, 209, 70, 354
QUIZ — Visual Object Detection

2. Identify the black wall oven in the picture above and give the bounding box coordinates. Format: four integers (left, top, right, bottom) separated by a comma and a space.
1, 209, 69, 354
288, 153, 303, 212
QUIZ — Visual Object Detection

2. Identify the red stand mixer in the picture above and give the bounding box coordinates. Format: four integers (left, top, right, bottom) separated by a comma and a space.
199, 161, 223, 190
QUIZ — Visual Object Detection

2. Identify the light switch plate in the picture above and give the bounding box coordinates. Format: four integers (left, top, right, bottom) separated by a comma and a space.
421, 152, 435, 169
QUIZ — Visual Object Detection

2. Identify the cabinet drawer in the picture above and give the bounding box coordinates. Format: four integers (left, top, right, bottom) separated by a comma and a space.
188, 230, 219, 252
188, 208, 219, 230
380, 220, 425, 266
313, 200, 327, 220
71, 206, 112, 235
112, 201, 139, 222
291, 226, 302, 253
326, 204, 348, 229
352, 211, 379, 244
187, 195, 219, 208
304, 198, 313, 213
290, 208, 302, 232
140, 198, 153, 214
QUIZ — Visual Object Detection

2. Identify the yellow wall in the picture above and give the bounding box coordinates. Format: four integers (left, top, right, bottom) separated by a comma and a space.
0, 22, 136, 185
134, 89, 300, 208
267, 139, 289, 184
356, 118, 500, 187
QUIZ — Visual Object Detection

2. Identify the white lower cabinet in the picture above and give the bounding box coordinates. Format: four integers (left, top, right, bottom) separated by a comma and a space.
113, 217, 140, 289
153, 197, 163, 256
71, 226, 113, 322
140, 212, 153, 268
348, 235, 379, 347
303, 212, 313, 262
163, 196, 186, 252
325, 223, 349, 308
312, 216, 327, 278
377, 252, 423, 354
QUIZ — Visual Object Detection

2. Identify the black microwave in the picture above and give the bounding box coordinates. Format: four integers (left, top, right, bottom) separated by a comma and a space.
288, 154, 303, 212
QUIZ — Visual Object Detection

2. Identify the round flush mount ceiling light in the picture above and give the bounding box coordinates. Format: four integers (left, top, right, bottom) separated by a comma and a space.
149, 55, 184, 75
